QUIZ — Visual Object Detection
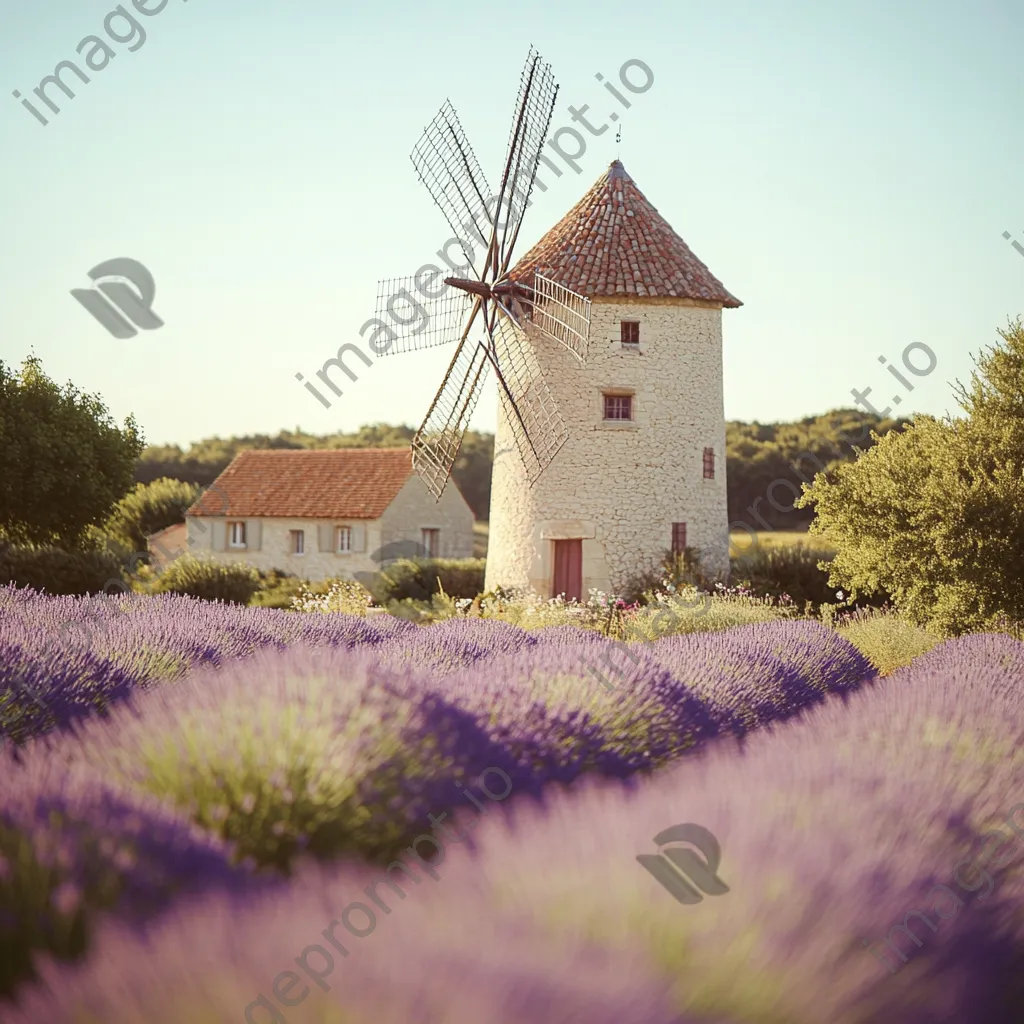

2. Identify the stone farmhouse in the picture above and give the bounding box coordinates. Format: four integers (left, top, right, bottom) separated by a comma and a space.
486, 159, 741, 600
184, 448, 474, 581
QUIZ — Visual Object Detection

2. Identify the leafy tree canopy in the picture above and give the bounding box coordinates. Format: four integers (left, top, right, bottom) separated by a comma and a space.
0, 357, 144, 547
798, 320, 1024, 635
97, 477, 201, 555
135, 413, 907, 529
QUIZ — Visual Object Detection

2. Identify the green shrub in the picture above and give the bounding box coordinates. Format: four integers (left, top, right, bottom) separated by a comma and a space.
730, 540, 894, 613
798, 321, 1024, 635
0, 541, 122, 595
150, 555, 259, 605
618, 548, 718, 606
248, 570, 330, 610
624, 590, 798, 638
291, 578, 372, 615
98, 478, 200, 554
836, 607, 942, 675
360, 558, 485, 604
731, 542, 837, 608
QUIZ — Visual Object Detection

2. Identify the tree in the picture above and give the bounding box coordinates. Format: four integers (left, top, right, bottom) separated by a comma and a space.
797, 320, 1024, 635
0, 357, 144, 547
98, 477, 201, 554
726, 409, 908, 531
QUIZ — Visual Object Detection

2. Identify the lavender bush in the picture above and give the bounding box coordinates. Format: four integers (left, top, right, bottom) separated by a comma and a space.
0, 757, 255, 997
4, 634, 1021, 1022
25, 647, 520, 871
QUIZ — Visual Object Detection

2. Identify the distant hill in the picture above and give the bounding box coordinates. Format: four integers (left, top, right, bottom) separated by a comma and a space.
725, 409, 908, 531
137, 410, 908, 528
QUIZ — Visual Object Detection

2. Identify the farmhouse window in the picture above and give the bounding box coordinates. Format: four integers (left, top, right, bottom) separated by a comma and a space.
229, 521, 246, 548
703, 447, 716, 479
421, 528, 440, 558
336, 526, 352, 553
290, 529, 305, 555
671, 522, 687, 555
620, 320, 640, 345
603, 393, 633, 420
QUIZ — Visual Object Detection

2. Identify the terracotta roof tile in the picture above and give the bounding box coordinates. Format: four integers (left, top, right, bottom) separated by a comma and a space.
186, 448, 415, 520
510, 160, 742, 306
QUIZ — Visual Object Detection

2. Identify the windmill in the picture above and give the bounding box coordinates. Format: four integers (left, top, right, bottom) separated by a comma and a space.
375, 48, 594, 500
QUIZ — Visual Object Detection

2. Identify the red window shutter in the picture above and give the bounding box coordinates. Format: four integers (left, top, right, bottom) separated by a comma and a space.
703, 447, 715, 479
671, 522, 687, 554
620, 321, 640, 344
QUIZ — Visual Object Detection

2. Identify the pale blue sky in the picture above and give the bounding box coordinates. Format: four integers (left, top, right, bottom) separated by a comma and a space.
1, 0, 1022, 449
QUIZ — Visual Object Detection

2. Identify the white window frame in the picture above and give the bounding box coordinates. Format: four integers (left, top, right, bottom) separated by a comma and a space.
229, 521, 247, 548
336, 525, 352, 553
421, 528, 440, 558
290, 529, 305, 555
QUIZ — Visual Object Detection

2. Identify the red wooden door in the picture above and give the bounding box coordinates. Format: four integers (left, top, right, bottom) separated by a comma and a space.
552, 539, 583, 602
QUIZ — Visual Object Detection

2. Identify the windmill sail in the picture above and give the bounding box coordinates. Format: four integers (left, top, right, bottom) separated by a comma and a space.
528, 271, 592, 363
411, 100, 495, 277
493, 49, 558, 278
391, 47, 572, 499
411, 331, 491, 500
491, 308, 569, 483
373, 276, 475, 356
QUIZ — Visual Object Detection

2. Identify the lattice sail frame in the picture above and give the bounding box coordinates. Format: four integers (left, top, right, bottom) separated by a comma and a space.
491, 309, 570, 483
410, 100, 494, 278
387, 48, 581, 500
527, 271, 593, 364
373, 275, 476, 357
410, 320, 491, 500
491, 50, 559, 280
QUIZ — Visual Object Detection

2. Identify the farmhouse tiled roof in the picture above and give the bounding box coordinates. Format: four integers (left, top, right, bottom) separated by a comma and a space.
509, 160, 742, 305
186, 448, 415, 520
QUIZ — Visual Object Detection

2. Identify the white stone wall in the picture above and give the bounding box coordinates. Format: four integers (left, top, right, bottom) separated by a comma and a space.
378, 475, 476, 560
185, 515, 384, 581
486, 298, 730, 597
185, 475, 475, 582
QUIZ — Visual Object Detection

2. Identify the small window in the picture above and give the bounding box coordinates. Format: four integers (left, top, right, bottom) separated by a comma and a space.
290, 529, 305, 555
703, 447, 716, 479
603, 393, 633, 420
620, 320, 640, 345
671, 522, 687, 555
421, 528, 440, 558
336, 526, 352, 553
229, 522, 246, 548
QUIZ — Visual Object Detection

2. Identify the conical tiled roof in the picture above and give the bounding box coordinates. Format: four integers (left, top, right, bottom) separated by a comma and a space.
509, 160, 742, 305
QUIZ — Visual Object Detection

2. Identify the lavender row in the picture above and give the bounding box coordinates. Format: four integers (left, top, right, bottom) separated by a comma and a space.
6, 633, 1022, 1023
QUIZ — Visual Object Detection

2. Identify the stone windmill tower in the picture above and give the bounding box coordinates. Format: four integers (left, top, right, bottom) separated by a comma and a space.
485, 159, 742, 600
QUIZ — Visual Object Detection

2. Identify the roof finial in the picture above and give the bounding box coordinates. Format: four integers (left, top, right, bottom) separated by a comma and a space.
616, 124, 622, 159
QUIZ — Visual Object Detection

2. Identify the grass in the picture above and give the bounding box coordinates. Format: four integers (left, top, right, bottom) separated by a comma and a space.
729, 530, 833, 557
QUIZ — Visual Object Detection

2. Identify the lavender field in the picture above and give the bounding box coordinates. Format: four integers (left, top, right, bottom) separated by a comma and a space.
1, 587, 1023, 1023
